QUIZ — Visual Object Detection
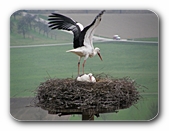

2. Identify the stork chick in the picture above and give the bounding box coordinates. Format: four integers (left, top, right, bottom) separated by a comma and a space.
76, 73, 96, 82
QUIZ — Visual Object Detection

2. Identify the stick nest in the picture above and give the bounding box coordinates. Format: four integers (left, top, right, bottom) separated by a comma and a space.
34, 74, 141, 116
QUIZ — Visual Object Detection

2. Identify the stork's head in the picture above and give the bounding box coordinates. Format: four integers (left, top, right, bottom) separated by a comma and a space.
95, 47, 103, 61
88, 73, 93, 81
88, 73, 96, 82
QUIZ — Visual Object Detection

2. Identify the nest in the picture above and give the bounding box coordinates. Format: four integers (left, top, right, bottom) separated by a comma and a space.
34, 74, 141, 117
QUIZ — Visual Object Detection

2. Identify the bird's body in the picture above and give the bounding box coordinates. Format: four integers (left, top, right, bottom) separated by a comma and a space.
66, 46, 99, 58
48, 10, 105, 75
76, 73, 96, 82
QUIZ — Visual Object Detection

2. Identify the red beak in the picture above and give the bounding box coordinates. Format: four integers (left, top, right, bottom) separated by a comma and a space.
97, 52, 103, 61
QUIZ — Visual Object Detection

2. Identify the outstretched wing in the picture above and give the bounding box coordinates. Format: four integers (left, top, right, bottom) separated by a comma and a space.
79, 10, 105, 49
48, 13, 82, 40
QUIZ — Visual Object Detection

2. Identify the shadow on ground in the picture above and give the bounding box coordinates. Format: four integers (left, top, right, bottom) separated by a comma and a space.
10, 97, 70, 121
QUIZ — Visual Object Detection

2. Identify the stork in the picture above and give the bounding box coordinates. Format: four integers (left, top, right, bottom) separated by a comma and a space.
76, 73, 96, 82
48, 10, 105, 75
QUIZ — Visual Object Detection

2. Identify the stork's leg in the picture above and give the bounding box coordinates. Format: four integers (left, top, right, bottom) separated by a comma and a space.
82, 55, 89, 74
78, 57, 81, 75
82, 60, 86, 74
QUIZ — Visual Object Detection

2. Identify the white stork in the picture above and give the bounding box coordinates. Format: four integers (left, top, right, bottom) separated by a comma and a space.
48, 10, 105, 75
76, 73, 96, 82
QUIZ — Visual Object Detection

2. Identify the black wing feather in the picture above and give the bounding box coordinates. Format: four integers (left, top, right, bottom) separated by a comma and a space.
48, 13, 81, 40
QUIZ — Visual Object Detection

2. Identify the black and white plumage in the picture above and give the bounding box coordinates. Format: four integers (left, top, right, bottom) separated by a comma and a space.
48, 10, 105, 75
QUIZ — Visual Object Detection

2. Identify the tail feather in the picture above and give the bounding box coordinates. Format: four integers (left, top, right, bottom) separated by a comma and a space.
66, 49, 76, 52
66, 50, 71, 52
